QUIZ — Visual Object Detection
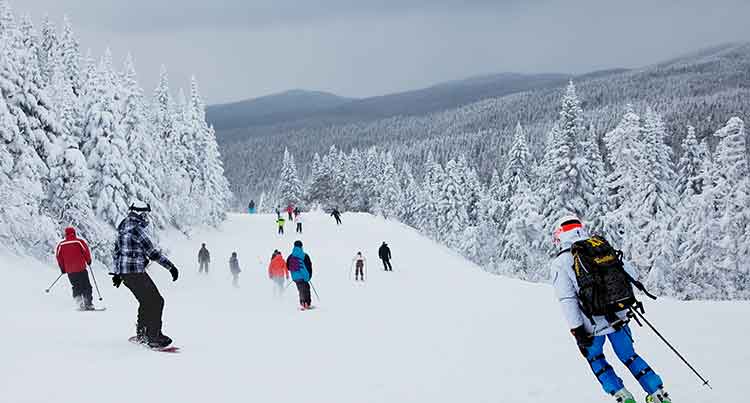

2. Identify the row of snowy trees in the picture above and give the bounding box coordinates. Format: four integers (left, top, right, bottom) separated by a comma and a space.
0, 1, 231, 260
269, 82, 749, 300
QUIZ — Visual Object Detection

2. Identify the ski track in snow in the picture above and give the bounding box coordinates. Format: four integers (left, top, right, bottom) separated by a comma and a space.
1, 213, 745, 403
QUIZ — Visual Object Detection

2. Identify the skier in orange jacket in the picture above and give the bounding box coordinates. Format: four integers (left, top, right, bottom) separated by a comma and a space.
268, 250, 289, 296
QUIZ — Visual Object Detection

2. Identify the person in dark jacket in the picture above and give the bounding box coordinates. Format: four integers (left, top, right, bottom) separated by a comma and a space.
248, 200, 256, 214
286, 240, 314, 309
55, 227, 95, 310
378, 242, 393, 271
110, 202, 180, 348
198, 243, 210, 274
229, 252, 241, 288
331, 208, 342, 225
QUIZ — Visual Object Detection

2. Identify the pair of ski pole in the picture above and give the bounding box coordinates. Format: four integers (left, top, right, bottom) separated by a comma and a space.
283, 280, 320, 302
45, 265, 103, 301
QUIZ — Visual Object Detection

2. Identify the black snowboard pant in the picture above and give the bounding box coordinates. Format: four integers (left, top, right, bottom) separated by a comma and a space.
295, 281, 311, 305
68, 271, 93, 307
334, 216, 342, 225
296, 223, 303, 233
381, 259, 393, 271
122, 273, 165, 338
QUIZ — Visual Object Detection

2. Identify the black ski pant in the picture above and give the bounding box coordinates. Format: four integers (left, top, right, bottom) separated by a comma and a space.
288, 212, 293, 221
68, 271, 93, 307
295, 281, 311, 306
334, 216, 342, 225
199, 261, 209, 273
381, 259, 393, 271
122, 273, 165, 338
278, 226, 284, 235
296, 223, 303, 233
355, 265, 364, 280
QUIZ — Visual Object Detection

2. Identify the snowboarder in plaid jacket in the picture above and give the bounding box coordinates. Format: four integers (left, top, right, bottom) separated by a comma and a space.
110, 201, 179, 349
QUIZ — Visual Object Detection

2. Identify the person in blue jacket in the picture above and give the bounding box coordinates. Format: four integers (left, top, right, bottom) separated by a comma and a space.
286, 240, 313, 310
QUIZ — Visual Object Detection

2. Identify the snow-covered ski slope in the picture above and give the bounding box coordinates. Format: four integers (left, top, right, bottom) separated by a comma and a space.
1, 213, 746, 403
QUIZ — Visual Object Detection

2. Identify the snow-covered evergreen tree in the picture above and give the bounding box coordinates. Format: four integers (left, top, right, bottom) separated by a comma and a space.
276, 148, 304, 207
82, 59, 132, 226
676, 126, 705, 197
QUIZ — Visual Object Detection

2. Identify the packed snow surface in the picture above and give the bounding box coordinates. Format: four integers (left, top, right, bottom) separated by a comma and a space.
1, 213, 745, 402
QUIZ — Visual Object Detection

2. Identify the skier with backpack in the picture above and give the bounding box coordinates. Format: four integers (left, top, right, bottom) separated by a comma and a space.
55, 226, 95, 311
268, 250, 289, 297
550, 215, 671, 403
248, 200, 256, 214
110, 202, 180, 349
287, 240, 313, 310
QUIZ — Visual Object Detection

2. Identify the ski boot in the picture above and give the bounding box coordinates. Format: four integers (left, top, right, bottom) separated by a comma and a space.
645, 388, 671, 403
613, 388, 636, 403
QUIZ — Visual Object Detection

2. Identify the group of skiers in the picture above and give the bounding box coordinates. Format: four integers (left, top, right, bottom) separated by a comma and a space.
275, 204, 304, 235
196, 243, 243, 287
51, 201, 676, 401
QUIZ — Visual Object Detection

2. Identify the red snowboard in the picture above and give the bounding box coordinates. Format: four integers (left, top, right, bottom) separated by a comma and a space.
128, 336, 180, 353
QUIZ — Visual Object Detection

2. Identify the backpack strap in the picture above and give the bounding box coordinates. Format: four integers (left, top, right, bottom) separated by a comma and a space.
556, 248, 570, 257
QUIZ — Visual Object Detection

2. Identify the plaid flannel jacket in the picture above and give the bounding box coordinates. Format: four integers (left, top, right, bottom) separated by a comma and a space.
111, 213, 172, 275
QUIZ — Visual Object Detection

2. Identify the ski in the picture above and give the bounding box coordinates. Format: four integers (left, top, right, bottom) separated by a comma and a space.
128, 336, 181, 353
298, 305, 317, 311
77, 307, 107, 312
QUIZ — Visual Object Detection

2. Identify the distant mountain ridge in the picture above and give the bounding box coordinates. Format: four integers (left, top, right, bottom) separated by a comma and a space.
207, 72, 574, 138
207, 90, 354, 131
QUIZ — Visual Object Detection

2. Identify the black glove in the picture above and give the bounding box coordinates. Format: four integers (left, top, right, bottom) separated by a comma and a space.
571, 325, 593, 354
111, 274, 122, 288
169, 266, 179, 282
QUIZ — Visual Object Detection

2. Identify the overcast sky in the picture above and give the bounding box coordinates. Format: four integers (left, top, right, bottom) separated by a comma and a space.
14, 0, 750, 104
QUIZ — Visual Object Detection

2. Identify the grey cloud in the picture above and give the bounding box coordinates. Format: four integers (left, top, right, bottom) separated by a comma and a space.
12, 0, 750, 104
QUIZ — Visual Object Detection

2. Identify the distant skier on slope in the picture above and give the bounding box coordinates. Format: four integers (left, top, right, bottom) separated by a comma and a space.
286, 240, 313, 310
275, 206, 281, 219
248, 200, 256, 214
295, 213, 303, 233
331, 208, 342, 225
110, 201, 180, 349
293, 206, 300, 219
550, 214, 672, 403
229, 252, 241, 288
198, 243, 210, 274
353, 252, 366, 282
276, 217, 286, 235
55, 226, 95, 310
268, 250, 289, 296
286, 203, 294, 221
378, 242, 393, 271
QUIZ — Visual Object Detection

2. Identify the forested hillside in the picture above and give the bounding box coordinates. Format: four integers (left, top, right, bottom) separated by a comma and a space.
221, 43, 750, 203
0, 1, 231, 260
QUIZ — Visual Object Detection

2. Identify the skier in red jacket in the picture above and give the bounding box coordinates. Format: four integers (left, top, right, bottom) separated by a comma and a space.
55, 227, 95, 310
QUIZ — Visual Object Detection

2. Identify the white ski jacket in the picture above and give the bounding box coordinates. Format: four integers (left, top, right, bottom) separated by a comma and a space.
550, 229, 638, 336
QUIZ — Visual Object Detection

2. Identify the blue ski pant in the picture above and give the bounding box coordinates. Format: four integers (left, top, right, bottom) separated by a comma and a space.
584, 325, 663, 395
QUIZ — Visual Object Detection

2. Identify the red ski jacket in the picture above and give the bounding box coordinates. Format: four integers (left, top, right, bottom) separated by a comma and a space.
55, 227, 92, 274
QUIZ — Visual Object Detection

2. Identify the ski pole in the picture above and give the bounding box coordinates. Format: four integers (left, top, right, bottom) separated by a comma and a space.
310, 281, 320, 302
88, 265, 103, 301
45, 273, 65, 293
629, 307, 711, 389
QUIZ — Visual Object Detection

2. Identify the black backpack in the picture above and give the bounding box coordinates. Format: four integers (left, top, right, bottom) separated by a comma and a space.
568, 235, 638, 320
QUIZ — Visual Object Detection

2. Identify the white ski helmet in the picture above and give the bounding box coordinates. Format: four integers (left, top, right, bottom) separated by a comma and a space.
552, 214, 585, 246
